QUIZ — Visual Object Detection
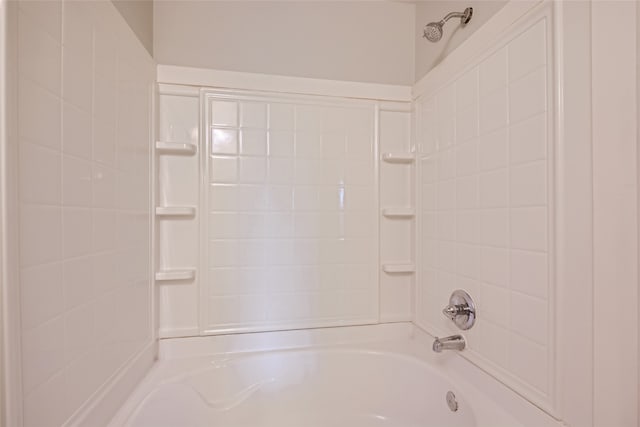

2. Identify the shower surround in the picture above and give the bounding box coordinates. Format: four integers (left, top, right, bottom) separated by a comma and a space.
2, 1, 638, 426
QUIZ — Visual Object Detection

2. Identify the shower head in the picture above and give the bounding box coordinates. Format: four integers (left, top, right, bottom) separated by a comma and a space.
423, 7, 473, 43
423, 21, 444, 42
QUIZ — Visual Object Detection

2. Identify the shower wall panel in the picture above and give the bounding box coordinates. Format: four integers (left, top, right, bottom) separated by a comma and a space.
415, 13, 556, 413
15, 1, 155, 425
202, 91, 379, 334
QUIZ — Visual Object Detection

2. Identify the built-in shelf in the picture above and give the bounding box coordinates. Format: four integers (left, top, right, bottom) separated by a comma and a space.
155, 269, 196, 281
382, 207, 415, 218
382, 152, 415, 164
155, 206, 196, 217
156, 141, 197, 155
382, 264, 416, 274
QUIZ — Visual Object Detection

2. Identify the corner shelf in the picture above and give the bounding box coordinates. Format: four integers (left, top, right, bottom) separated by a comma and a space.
382, 207, 415, 218
382, 152, 415, 164
155, 269, 196, 282
156, 141, 197, 155
155, 206, 196, 217
382, 264, 415, 274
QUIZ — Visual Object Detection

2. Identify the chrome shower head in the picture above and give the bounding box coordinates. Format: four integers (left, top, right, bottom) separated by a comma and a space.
423, 7, 473, 43
423, 21, 444, 42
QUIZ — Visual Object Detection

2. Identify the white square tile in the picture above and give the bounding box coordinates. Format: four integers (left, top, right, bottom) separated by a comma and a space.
63, 102, 91, 160
63, 208, 92, 259
437, 211, 455, 241
456, 211, 479, 244
92, 209, 115, 252
509, 20, 546, 82
18, 10, 61, 95
19, 77, 61, 150
479, 87, 508, 134
510, 160, 547, 207
322, 132, 346, 159
456, 176, 478, 210
509, 333, 548, 392
510, 249, 548, 299
64, 304, 95, 363
478, 128, 508, 171
480, 209, 509, 248
210, 157, 238, 183
211, 128, 238, 155
475, 320, 509, 367
20, 263, 64, 330
241, 129, 267, 155
239, 157, 266, 183
62, 156, 92, 207
295, 105, 323, 132
479, 47, 508, 97
437, 179, 456, 211
18, 0, 62, 42
456, 243, 480, 279
438, 117, 455, 150
62, 44, 92, 111
510, 114, 547, 165
437, 241, 456, 272
269, 103, 295, 130
346, 129, 372, 159
456, 103, 478, 143
268, 158, 294, 185
510, 292, 547, 345
63, 256, 93, 310
437, 84, 456, 119
480, 246, 509, 287
269, 130, 294, 157
479, 169, 508, 208
210, 101, 238, 127
480, 283, 510, 327
438, 148, 456, 180
455, 139, 478, 177
295, 132, 321, 158
20, 205, 63, 267
21, 317, 65, 393
456, 67, 479, 109
19, 142, 61, 205
241, 102, 267, 128
509, 67, 546, 124
510, 207, 547, 252
294, 187, 319, 211
92, 164, 116, 209
344, 160, 372, 186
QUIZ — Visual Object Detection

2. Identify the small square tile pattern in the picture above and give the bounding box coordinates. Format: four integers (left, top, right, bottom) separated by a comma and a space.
417, 20, 551, 396
17, 1, 154, 426
205, 96, 378, 332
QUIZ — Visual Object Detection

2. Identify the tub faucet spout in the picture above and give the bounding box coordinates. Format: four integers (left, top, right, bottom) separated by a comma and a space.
432, 335, 465, 353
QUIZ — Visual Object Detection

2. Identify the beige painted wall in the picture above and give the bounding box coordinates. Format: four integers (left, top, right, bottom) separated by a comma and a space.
154, 1, 415, 85
414, 0, 507, 82
112, 0, 153, 55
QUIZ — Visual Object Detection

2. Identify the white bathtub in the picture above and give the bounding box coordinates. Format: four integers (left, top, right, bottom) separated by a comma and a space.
109, 324, 560, 427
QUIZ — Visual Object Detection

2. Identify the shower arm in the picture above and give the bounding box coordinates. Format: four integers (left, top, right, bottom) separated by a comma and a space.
440, 10, 472, 26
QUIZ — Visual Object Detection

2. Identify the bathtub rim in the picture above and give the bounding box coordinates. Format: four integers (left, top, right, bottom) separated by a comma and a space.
110, 323, 562, 427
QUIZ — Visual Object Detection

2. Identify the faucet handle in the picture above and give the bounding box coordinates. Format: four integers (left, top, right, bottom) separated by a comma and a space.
442, 290, 476, 330
442, 304, 471, 319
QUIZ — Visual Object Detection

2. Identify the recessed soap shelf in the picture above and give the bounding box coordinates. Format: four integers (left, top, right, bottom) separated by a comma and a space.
382, 264, 416, 274
155, 206, 196, 217
156, 141, 197, 155
382, 207, 415, 218
382, 152, 415, 164
155, 269, 196, 282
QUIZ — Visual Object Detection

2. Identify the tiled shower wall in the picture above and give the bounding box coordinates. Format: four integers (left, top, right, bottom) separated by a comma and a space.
157, 87, 413, 337
416, 19, 553, 408
203, 94, 379, 333
16, 1, 155, 425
